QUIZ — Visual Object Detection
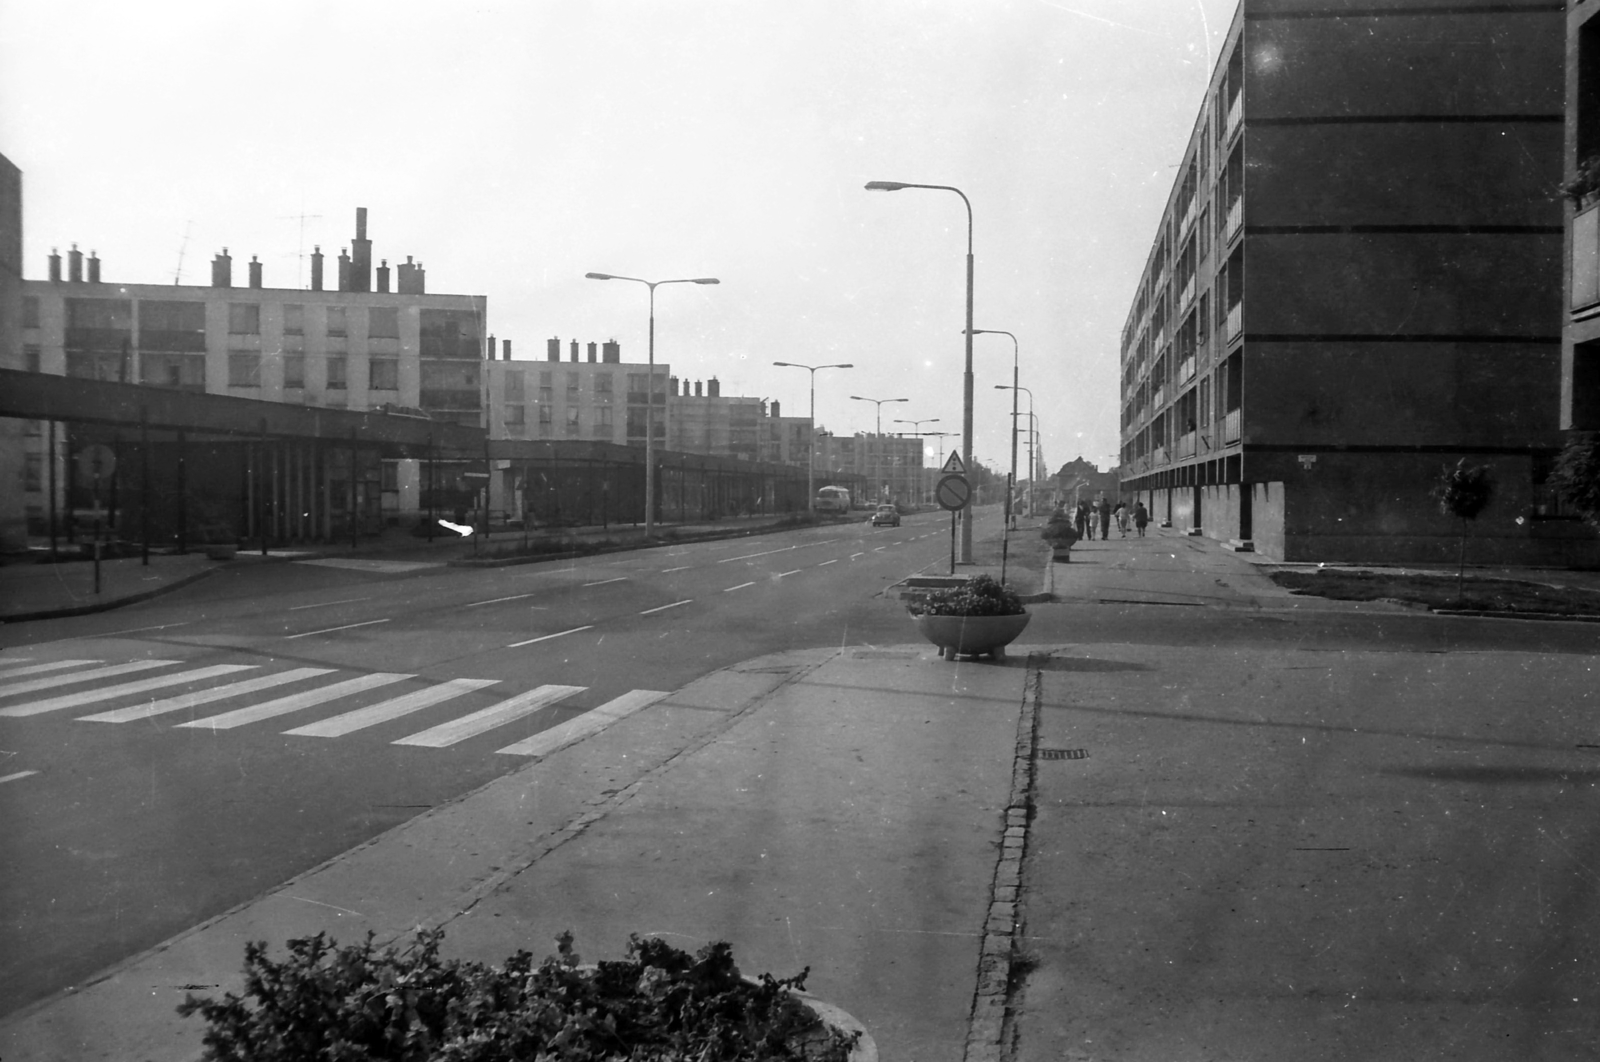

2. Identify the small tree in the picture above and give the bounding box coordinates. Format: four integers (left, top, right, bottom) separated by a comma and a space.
1551, 431, 1600, 530
1433, 459, 1492, 599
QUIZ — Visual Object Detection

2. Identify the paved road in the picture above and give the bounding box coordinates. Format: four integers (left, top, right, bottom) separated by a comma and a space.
0, 511, 955, 1017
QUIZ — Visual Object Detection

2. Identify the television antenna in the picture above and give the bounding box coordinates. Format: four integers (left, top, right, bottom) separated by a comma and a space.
172, 220, 192, 285
280, 204, 323, 288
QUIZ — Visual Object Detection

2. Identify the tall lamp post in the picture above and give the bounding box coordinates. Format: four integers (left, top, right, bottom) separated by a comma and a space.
995, 383, 1035, 517
895, 417, 940, 505
867, 179, 975, 562
585, 272, 719, 539
774, 361, 853, 513
969, 329, 1018, 527
849, 394, 907, 502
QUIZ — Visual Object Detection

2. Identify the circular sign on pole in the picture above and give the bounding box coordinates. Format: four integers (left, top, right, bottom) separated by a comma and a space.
936, 473, 971, 512
75, 443, 117, 482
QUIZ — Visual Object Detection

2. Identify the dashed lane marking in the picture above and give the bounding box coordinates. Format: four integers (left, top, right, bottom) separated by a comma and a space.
285, 678, 502, 737
496, 689, 669, 757
582, 577, 627, 587
640, 600, 692, 615
662, 566, 692, 573
777, 570, 801, 577
0, 770, 39, 785
0, 664, 258, 719
285, 618, 391, 640
724, 582, 755, 592
464, 593, 537, 608
392, 684, 586, 749
79, 668, 337, 723
176, 673, 413, 731
288, 597, 371, 611
506, 625, 594, 648
817, 559, 837, 566
295, 558, 445, 574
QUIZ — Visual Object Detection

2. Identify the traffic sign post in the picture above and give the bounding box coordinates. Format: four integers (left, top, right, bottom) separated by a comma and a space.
75, 445, 116, 595
936, 472, 970, 574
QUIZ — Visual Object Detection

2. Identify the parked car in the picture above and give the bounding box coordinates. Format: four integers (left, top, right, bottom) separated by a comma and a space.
870, 503, 900, 527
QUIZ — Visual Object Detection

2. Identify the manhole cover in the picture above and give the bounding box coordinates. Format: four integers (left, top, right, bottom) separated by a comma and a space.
1039, 748, 1088, 760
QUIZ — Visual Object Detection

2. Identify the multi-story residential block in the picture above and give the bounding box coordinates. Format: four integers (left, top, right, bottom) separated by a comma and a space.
0, 152, 23, 551
815, 432, 924, 506
18, 210, 486, 525
1566, 1, 1600, 435
1121, 0, 1592, 564
483, 337, 646, 445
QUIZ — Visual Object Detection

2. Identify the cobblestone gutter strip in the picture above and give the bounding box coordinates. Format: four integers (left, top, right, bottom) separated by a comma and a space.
963, 657, 1043, 1062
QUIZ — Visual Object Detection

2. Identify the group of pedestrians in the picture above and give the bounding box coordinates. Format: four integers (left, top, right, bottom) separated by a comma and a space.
1071, 495, 1148, 540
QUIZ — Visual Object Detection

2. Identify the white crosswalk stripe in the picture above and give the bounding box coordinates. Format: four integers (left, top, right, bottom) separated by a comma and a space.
0, 657, 37, 669
79, 668, 337, 723
392, 684, 585, 749
0, 659, 102, 681
0, 660, 177, 700
176, 673, 413, 731
0, 664, 258, 718
284, 678, 501, 738
496, 689, 668, 757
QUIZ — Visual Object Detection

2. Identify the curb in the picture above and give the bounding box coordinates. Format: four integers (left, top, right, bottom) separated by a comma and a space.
963, 655, 1044, 1062
1430, 607, 1600, 623
0, 565, 219, 624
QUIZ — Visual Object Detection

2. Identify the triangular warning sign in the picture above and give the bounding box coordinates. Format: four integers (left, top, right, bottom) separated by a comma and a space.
941, 451, 966, 475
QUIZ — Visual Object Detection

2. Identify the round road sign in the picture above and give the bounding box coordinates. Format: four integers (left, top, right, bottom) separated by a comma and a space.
75, 444, 117, 481
936, 474, 971, 512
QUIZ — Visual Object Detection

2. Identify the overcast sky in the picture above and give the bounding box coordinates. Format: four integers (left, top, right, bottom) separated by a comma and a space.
1, 0, 1239, 476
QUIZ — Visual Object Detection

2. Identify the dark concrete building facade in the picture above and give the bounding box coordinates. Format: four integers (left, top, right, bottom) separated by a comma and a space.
1566, 0, 1600, 434
1122, 0, 1594, 565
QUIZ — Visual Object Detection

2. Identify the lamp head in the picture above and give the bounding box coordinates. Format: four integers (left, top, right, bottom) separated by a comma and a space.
584, 272, 614, 280
690, 278, 720, 285
864, 181, 908, 191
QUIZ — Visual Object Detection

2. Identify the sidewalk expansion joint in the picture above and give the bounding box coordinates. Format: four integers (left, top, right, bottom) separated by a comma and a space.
963, 655, 1044, 1062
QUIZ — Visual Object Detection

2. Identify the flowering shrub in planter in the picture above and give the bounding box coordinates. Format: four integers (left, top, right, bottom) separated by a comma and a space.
908, 573, 1025, 617
1039, 512, 1080, 561
178, 928, 868, 1061
907, 574, 1029, 660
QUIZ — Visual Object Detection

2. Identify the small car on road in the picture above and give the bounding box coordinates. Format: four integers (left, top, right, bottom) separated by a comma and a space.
870, 504, 900, 527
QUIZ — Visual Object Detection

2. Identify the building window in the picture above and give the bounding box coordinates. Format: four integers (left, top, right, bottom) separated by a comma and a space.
595, 374, 614, 398
327, 305, 347, 337
505, 403, 525, 427
284, 353, 306, 389
22, 296, 38, 329
24, 344, 40, 372
538, 405, 552, 425
596, 406, 613, 429
369, 306, 399, 339
382, 461, 399, 491
143, 353, 205, 391
419, 308, 481, 358
228, 352, 261, 387
229, 303, 260, 335
505, 370, 525, 401
370, 357, 399, 391
327, 355, 347, 389
566, 408, 581, 436
284, 304, 304, 335
24, 451, 41, 492
567, 372, 580, 397
138, 300, 206, 351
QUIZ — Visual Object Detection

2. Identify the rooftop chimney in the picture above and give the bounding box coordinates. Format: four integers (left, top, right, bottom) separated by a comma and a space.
396, 255, 425, 294
569, 339, 579, 363
708, 377, 720, 398
350, 208, 371, 292
771, 400, 780, 418
212, 248, 232, 288
376, 258, 390, 293
602, 339, 620, 363
337, 247, 351, 292
68, 244, 82, 283
311, 246, 324, 291
587, 341, 598, 363
487, 333, 496, 359
48, 248, 61, 283
694, 380, 703, 397
669, 375, 679, 396
87, 251, 101, 283
547, 336, 561, 362
248, 255, 263, 288
503, 339, 512, 361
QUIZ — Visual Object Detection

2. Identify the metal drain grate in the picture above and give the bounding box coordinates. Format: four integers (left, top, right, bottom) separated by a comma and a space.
1039, 748, 1088, 760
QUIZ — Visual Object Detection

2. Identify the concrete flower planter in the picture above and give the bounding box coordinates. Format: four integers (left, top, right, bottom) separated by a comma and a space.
791, 989, 878, 1061
912, 611, 1031, 661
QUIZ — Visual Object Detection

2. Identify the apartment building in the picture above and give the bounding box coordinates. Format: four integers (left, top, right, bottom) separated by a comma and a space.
1120, 0, 1590, 564
815, 432, 924, 506
0, 152, 22, 551
1566, 1, 1600, 435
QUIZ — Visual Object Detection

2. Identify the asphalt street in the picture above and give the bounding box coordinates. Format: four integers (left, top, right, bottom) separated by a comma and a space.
0, 511, 953, 1016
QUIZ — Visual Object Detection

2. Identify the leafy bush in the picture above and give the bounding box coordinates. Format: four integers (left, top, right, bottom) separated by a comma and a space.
177, 929, 860, 1061
1432, 459, 1493, 597
1563, 154, 1600, 207
1039, 511, 1079, 548
1552, 431, 1600, 530
911, 573, 1026, 617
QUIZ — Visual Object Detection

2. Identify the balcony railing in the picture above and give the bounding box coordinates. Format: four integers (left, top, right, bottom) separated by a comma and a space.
1222, 408, 1241, 443
1223, 197, 1243, 244
1178, 275, 1195, 313
1224, 92, 1242, 142
1574, 202, 1600, 310
1178, 355, 1195, 384
1225, 302, 1243, 341
1153, 445, 1169, 466
1176, 431, 1196, 459
1180, 198, 1196, 234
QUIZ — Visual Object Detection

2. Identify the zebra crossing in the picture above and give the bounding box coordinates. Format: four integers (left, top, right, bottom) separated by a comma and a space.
0, 655, 669, 756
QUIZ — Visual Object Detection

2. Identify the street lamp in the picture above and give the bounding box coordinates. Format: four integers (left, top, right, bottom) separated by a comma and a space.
996, 383, 1035, 517
585, 272, 719, 539
867, 179, 975, 562
849, 394, 907, 503
969, 329, 1019, 528
774, 361, 853, 514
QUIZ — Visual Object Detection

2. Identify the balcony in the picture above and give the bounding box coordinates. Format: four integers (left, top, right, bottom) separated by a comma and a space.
1178, 354, 1195, 384
1225, 302, 1243, 342
1178, 275, 1195, 313
1176, 431, 1196, 459
1223, 197, 1243, 244
1179, 197, 1196, 234
1224, 92, 1242, 143
1222, 408, 1241, 443
1574, 202, 1600, 311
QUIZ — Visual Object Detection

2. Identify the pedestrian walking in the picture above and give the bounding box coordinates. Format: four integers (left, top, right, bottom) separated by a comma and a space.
1133, 500, 1149, 537
1074, 501, 1089, 541
1114, 501, 1128, 536
1097, 496, 1112, 540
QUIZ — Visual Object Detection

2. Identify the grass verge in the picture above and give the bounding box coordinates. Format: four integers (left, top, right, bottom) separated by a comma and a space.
1268, 569, 1600, 616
